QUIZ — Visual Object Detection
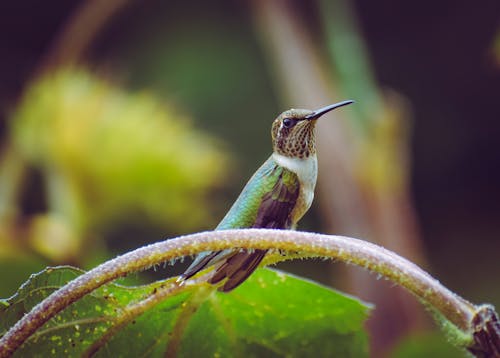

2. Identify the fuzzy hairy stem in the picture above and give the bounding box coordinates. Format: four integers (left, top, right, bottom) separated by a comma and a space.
0, 229, 497, 357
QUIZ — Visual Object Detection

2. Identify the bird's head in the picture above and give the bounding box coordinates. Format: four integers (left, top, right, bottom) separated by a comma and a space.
271, 100, 353, 159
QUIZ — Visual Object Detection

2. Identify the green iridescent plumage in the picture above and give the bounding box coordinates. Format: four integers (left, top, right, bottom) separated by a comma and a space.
217, 157, 299, 230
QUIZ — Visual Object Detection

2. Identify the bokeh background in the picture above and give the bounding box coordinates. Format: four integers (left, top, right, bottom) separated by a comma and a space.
1, 0, 499, 356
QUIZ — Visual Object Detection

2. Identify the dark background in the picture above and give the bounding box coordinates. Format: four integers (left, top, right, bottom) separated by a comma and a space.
1, 0, 499, 334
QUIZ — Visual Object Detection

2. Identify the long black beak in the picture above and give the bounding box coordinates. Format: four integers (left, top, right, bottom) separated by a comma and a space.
304, 100, 354, 120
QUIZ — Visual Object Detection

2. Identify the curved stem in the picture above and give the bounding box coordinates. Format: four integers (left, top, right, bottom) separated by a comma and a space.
0, 229, 487, 356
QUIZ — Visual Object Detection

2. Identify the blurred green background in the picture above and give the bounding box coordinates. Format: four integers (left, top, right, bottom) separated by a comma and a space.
0, 0, 499, 356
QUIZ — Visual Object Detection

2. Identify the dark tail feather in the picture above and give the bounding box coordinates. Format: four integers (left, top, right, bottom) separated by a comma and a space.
209, 249, 267, 292
178, 251, 221, 282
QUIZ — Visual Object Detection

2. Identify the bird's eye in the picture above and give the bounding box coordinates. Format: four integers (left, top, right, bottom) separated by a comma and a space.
282, 118, 295, 128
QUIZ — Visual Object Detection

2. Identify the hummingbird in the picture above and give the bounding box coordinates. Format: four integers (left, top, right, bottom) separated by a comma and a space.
179, 100, 354, 292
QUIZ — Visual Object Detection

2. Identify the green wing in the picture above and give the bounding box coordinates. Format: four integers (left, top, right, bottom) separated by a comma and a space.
216, 156, 300, 230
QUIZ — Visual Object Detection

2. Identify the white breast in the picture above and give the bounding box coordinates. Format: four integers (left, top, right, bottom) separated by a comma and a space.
272, 152, 318, 211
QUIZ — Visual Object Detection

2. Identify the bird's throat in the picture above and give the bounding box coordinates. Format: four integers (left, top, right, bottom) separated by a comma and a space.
272, 152, 318, 219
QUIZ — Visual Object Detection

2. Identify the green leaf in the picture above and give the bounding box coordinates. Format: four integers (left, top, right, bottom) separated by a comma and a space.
1, 267, 371, 357
0, 266, 179, 357
181, 269, 371, 357
0, 266, 85, 336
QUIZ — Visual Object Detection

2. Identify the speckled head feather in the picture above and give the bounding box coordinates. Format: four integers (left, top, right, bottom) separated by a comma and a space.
271, 100, 354, 159
271, 109, 317, 159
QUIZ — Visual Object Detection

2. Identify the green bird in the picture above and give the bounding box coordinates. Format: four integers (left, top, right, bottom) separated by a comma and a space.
179, 100, 354, 292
